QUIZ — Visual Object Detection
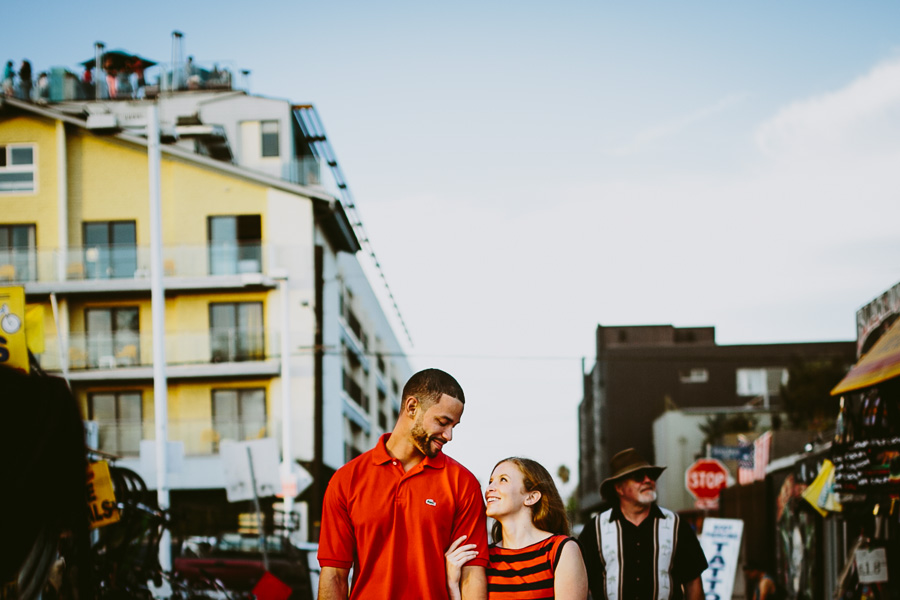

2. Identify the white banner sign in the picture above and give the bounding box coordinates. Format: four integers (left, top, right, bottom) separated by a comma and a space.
699, 518, 744, 600
221, 438, 280, 502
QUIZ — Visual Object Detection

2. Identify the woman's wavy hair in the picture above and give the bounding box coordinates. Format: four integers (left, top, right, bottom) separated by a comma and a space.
490, 457, 570, 544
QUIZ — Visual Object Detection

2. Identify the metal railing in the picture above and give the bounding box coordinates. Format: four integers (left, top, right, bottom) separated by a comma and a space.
87, 418, 279, 457
0, 242, 286, 284
35, 327, 293, 371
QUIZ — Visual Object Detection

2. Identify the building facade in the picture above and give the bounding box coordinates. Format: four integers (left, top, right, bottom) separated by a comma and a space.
578, 324, 854, 516
0, 66, 411, 540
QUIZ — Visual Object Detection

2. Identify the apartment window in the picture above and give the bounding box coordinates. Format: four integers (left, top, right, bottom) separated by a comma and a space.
84, 221, 137, 279
736, 367, 789, 398
86, 307, 139, 368
343, 369, 369, 411
679, 368, 709, 384
210, 302, 264, 362
89, 391, 142, 456
261, 121, 279, 157
0, 144, 36, 193
208, 215, 262, 275
0, 224, 36, 281
212, 388, 266, 448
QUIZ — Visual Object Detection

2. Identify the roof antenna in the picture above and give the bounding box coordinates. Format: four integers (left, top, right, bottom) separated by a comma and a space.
241, 69, 251, 94
94, 41, 104, 100
171, 30, 184, 91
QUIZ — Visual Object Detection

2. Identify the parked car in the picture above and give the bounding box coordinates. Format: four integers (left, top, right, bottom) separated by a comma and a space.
174, 534, 319, 600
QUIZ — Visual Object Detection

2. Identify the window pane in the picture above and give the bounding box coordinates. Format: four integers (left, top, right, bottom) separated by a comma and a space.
0, 146, 5, 167
10, 225, 34, 248
213, 390, 240, 442
238, 303, 264, 359
0, 172, 34, 192
209, 216, 237, 242
111, 222, 136, 244
87, 309, 114, 367
210, 304, 235, 362
91, 393, 118, 453
242, 389, 266, 420
209, 217, 238, 275
84, 223, 109, 245
91, 393, 116, 420
261, 121, 279, 157
10, 147, 33, 165
118, 392, 142, 420
114, 309, 140, 365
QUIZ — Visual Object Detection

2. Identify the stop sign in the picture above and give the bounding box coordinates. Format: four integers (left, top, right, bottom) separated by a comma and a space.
685, 458, 729, 501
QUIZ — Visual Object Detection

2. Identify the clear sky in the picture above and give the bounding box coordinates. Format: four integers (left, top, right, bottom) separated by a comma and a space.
7, 1, 900, 499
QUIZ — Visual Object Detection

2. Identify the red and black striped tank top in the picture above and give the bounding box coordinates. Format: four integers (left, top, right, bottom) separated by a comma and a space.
486, 534, 575, 600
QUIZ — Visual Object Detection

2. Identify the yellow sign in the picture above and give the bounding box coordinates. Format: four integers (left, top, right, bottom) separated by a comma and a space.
0, 287, 27, 372
87, 461, 120, 529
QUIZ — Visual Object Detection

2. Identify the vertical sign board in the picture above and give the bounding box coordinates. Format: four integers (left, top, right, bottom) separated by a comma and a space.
699, 518, 743, 600
86, 460, 121, 529
0, 287, 28, 372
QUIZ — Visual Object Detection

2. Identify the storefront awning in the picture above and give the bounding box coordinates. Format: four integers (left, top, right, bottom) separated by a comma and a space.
832, 318, 900, 395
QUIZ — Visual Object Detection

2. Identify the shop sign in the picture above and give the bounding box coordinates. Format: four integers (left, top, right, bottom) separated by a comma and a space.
857, 281, 900, 356
0, 287, 27, 372
87, 460, 120, 529
699, 518, 743, 600
855, 547, 889, 584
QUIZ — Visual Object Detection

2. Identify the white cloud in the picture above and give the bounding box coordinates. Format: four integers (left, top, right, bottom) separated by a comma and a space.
756, 57, 900, 161
610, 93, 747, 156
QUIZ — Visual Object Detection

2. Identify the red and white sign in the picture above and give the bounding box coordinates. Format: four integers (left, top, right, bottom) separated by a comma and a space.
685, 458, 729, 509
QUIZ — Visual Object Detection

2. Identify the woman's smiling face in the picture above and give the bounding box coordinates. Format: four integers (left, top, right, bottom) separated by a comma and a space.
485, 461, 531, 519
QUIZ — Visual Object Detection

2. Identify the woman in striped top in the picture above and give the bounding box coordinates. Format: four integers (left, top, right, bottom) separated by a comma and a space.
446, 457, 588, 600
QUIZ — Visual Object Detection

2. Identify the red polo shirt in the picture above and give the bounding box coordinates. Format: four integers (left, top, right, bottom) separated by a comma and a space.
318, 434, 489, 599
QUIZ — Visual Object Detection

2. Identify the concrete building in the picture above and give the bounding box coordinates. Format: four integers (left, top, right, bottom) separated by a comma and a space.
578, 324, 854, 516
0, 52, 412, 540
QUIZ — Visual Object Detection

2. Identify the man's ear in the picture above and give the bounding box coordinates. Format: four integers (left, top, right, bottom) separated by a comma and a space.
524, 491, 542, 507
404, 395, 419, 418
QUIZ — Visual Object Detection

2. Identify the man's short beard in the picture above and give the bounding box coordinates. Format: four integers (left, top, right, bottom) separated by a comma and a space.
637, 489, 658, 505
410, 418, 440, 458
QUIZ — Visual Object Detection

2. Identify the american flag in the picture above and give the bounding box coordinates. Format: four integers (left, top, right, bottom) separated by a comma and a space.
738, 430, 772, 484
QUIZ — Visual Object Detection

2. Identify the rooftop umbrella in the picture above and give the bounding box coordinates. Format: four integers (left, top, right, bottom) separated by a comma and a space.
80, 50, 156, 71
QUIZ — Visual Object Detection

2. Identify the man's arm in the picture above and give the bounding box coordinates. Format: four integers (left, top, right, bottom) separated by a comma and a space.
318, 566, 350, 600
683, 576, 704, 600
459, 564, 487, 600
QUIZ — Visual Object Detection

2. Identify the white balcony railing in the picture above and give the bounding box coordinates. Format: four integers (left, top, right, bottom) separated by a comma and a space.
36, 328, 292, 372
0, 242, 295, 284
87, 418, 279, 457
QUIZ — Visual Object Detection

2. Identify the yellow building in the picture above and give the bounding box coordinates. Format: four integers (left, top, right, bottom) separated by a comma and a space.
0, 95, 412, 540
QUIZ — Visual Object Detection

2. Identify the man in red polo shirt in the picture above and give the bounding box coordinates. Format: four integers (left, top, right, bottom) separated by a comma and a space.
318, 368, 489, 599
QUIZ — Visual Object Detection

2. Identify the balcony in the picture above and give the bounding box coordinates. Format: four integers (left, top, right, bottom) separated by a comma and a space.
282, 156, 321, 187
15, 242, 286, 295
87, 417, 276, 457
37, 328, 289, 380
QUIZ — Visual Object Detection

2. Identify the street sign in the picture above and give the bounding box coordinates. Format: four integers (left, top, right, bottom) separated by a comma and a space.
686, 458, 729, 509
709, 445, 753, 463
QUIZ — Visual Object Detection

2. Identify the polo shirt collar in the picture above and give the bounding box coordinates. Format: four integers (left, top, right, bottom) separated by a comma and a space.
372, 433, 447, 469
609, 502, 665, 522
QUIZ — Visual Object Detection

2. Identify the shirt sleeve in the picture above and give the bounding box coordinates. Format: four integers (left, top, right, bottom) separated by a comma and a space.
577, 517, 606, 600
450, 471, 490, 568
317, 469, 355, 569
673, 518, 708, 584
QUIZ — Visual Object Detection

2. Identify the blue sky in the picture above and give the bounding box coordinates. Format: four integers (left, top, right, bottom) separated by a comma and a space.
7, 1, 900, 495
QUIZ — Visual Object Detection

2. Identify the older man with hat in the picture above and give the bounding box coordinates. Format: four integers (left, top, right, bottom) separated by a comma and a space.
577, 448, 707, 600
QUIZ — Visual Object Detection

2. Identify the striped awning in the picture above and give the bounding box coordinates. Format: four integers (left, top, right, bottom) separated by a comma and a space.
832, 318, 900, 395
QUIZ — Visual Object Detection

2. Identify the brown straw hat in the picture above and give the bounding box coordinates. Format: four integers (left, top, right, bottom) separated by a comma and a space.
600, 448, 666, 499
